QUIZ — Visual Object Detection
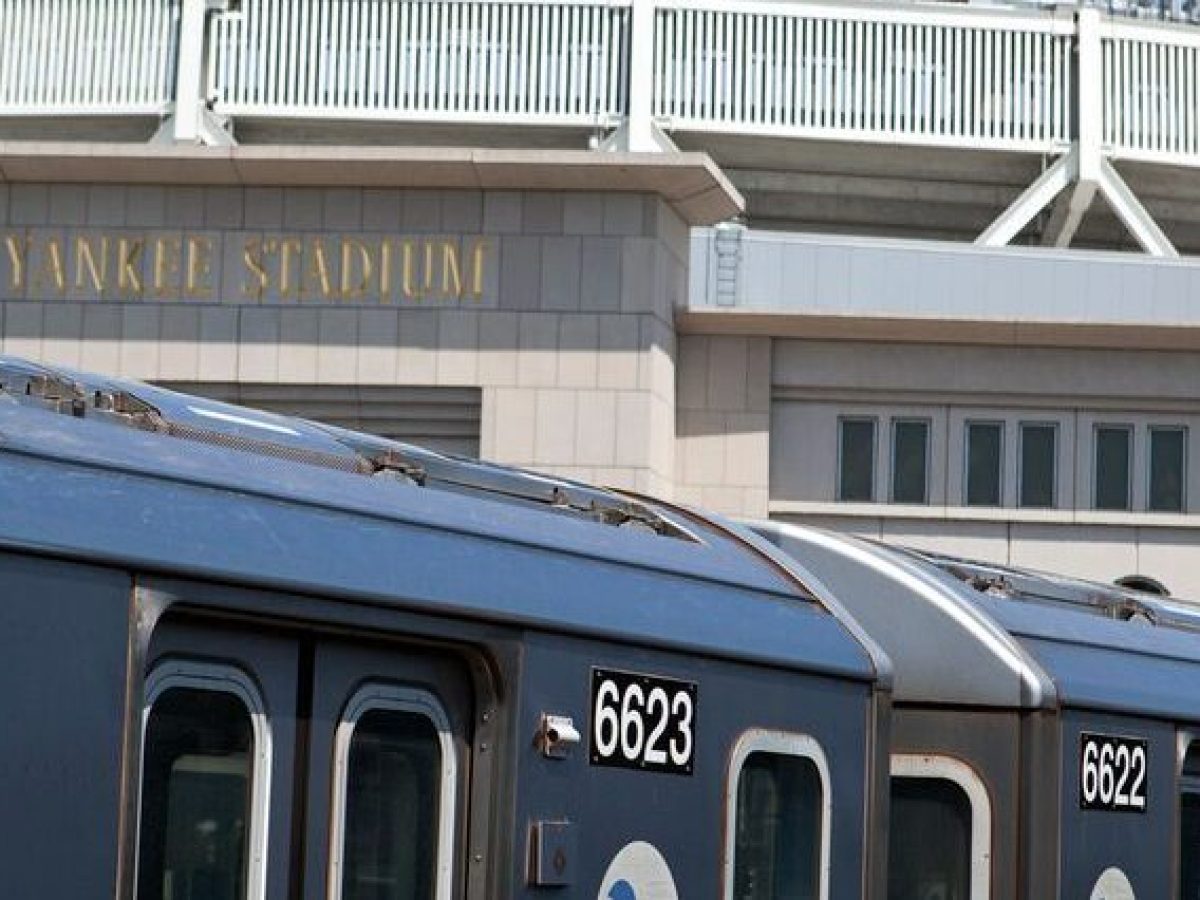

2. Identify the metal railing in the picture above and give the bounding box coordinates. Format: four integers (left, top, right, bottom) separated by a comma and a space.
1102, 19, 1200, 165
653, 0, 1073, 152
208, 0, 631, 125
0, 0, 179, 114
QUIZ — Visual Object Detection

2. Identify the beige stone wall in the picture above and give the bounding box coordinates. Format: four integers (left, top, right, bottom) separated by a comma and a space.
674, 334, 771, 516
0, 185, 686, 496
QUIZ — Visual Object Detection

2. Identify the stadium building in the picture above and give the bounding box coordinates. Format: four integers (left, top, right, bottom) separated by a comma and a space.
5, 0, 1200, 592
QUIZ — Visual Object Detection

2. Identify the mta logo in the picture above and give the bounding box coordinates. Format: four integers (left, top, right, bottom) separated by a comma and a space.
608, 879, 637, 900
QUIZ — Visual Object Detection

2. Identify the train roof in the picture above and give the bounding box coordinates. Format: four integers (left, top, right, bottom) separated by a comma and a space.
753, 520, 1200, 722
0, 357, 880, 682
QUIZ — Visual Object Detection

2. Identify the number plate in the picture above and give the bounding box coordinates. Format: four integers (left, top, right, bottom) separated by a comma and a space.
1079, 732, 1148, 813
590, 668, 697, 775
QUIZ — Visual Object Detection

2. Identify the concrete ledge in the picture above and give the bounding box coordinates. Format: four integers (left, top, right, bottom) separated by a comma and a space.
0, 142, 744, 226
769, 499, 1200, 529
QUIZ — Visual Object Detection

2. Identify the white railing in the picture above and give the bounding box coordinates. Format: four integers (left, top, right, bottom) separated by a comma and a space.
0, 0, 178, 114
208, 0, 631, 125
653, 0, 1075, 152
1102, 20, 1200, 165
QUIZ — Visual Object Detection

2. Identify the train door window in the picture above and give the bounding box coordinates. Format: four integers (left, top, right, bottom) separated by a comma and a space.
1019, 422, 1057, 508
891, 419, 930, 504
137, 662, 271, 900
1150, 426, 1186, 513
1095, 424, 1133, 511
1179, 742, 1200, 899
965, 421, 1003, 507
889, 755, 991, 900
838, 417, 876, 502
329, 685, 457, 900
725, 730, 831, 900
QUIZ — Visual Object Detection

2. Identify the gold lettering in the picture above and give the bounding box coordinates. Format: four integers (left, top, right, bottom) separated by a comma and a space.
340, 239, 373, 298
117, 238, 144, 296
423, 241, 435, 294
242, 238, 269, 299
380, 241, 394, 299
4, 235, 28, 292
401, 241, 418, 300
33, 239, 67, 294
468, 238, 490, 299
152, 237, 182, 297
185, 236, 214, 298
441, 241, 463, 297
304, 239, 334, 298
279, 238, 302, 298
74, 236, 109, 293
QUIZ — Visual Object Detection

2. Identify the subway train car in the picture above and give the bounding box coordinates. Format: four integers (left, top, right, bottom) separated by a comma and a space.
754, 521, 1200, 900
0, 357, 890, 900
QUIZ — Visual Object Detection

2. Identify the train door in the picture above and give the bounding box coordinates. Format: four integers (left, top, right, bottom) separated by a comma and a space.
133, 613, 476, 900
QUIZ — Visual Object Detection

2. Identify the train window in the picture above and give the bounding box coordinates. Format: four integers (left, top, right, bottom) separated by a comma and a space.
889, 755, 991, 900
838, 418, 876, 501
1150, 426, 1186, 513
1019, 423, 1057, 508
137, 662, 270, 900
1179, 742, 1200, 899
891, 419, 930, 504
725, 730, 830, 900
329, 685, 457, 900
965, 422, 1003, 506
1095, 425, 1133, 511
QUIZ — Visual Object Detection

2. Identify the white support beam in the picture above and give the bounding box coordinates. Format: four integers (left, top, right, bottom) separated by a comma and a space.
1098, 160, 1179, 258
976, 150, 1076, 247
1041, 179, 1098, 248
154, 0, 235, 146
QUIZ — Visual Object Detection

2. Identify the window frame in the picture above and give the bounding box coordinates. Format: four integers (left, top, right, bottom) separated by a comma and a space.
1018, 420, 1059, 509
890, 416, 932, 505
327, 683, 458, 900
1093, 423, 1135, 511
723, 728, 832, 900
1148, 424, 1188, 513
963, 420, 1005, 508
890, 753, 992, 900
138, 660, 273, 900
837, 415, 878, 502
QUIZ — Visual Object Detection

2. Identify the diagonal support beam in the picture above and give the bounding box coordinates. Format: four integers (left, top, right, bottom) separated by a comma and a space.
976, 150, 1076, 248
1041, 178, 1098, 248
1097, 160, 1178, 258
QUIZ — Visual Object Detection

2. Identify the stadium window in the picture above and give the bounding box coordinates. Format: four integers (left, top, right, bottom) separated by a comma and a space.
838, 417, 876, 502
1094, 425, 1133, 511
1149, 426, 1186, 513
137, 663, 270, 900
891, 419, 930, 504
727, 731, 829, 900
965, 421, 1003, 507
330, 686, 457, 900
1019, 423, 1057, 509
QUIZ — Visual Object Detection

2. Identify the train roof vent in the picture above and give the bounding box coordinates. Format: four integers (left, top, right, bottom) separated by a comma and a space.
0, 357, 691, 541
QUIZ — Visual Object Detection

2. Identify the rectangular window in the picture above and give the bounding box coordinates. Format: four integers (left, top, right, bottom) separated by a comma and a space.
1180, 743, 1200, 900
1095, 425, 1133, 511
1019, 423, 1057, 508
1149, 426, 1186, 513
889, 778, 972, 900
891, 419, 930, 504
838, 418, 876, 502
965, 422, 1003, 506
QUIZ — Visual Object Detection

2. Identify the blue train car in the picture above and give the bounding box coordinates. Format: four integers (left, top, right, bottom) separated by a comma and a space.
0, 358, 889, 900
755, 521, 1200, 900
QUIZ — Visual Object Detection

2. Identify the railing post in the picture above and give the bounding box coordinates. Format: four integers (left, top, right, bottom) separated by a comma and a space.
1077, 7, 1102, 187
627, 0, 657, 151
157, 0, 235, 145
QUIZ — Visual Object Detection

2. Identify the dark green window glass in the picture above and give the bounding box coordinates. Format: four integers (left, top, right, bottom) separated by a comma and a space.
1150, 427, 1186, 513
892, 420, 929, 504
1095, 426, 1132, 511
138, 688, 253, 900
888, 777, 971, 900
838, 419, 875, 501
1020, 424, 1057, 508
966, 422, 1003, 506
733, 752, 822, 900
342, 709, 442, 900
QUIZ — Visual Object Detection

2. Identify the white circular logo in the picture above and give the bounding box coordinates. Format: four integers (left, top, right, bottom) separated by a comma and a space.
597, 841, 679, 900
1090, 867, 1135, 900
